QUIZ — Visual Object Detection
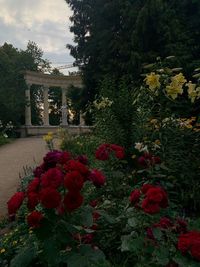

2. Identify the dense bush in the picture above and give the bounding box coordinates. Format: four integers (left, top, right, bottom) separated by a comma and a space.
1, 143, 200, 267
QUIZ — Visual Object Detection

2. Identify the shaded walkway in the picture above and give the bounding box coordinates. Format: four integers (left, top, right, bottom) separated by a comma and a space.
0, 137, 59, 217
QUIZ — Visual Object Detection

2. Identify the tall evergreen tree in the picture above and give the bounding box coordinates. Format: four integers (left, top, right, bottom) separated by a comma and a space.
66, 0, 200, 101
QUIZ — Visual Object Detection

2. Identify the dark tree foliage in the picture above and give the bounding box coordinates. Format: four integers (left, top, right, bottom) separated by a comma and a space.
48, 68, 63, 125
0, 42, 50, 127
66, 0, 200, 101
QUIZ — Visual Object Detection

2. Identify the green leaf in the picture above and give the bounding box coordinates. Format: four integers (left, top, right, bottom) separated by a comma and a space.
66, 245, 110, 267
10, 245, 36, 267
41, 238, 60, 266
98, 210, 116, 224
173, 252, 199, 267
155, 247, 169, 266
127, 217, 138, 228
121, 235, 143, 253
81, 207, 94, 227
152, 228, 163, 240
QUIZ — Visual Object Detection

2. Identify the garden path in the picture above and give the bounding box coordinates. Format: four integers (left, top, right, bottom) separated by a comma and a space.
0, 137, 59, 218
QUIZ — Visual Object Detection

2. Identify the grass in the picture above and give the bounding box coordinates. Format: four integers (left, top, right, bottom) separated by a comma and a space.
0, 135, 9, 147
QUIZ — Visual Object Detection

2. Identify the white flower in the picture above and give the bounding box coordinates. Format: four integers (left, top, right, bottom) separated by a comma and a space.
135, 142, 143, 151
135, 142, 148, 152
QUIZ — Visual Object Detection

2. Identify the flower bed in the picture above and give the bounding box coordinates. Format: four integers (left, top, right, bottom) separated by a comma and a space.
0, 141, 200, 267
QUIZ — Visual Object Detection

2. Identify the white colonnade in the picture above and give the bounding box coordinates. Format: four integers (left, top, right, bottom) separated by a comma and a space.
23, 71, 83, 127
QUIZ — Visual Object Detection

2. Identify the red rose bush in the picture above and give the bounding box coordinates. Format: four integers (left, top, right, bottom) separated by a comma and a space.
7, 150, 106, 227
130, 184, 168, 214
95, 143, 125, 161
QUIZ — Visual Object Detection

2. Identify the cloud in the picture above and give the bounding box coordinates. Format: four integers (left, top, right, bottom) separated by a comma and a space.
0, 0, 75, 66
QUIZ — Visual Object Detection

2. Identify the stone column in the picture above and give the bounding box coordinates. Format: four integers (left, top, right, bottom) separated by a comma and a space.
80, 112, 85, 126
61, 88, 68, 125
43, 86, 49, 126
25, 84, 32, 126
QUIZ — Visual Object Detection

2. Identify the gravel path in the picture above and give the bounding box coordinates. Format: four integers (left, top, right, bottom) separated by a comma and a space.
0, 137, 59, 218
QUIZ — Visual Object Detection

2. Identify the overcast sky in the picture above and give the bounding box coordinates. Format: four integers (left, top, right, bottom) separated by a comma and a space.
0, 0, 77, 74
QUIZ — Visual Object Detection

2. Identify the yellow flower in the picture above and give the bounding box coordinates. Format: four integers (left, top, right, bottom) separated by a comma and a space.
150, 119, 158, 124
165, 73, 186, 99
0, 248, 5, 254
43, 132, 53, 142
172, 73, 187, 86
131, 154, 136, 159
186, 82, 200, 103
154, 139, 161, 145
144, 72, 161, 92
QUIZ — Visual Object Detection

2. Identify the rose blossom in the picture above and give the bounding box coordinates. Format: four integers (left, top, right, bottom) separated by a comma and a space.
130, 189, 141, 205
27, 177, 40, 193
7, 192, 25, 215
27, 192, 39, 210
41, 167, 63, 188
89, 169, 106, 187
27, 211, 44, 228
178, 231, 200, 261
64, 191, 83, 212
64, 170, 84, 191
40, 187, 61, 209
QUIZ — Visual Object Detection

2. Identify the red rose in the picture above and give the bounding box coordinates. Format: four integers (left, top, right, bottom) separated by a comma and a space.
64, 191, 83, 212
64, 160, 89, 179
176, 218, 188, 233
41, 167, 63, 188
141, 198, 160, 214
141, 184, 154, 194
7, 192, 25, 215
146, 187, 164, 203
93, 211, 100, 222
40, 187, 61, 209
89, 199, 98, 207
33, 164, 45, 178
76, 155, 88, 165
110, 144, 125, 159
81, 234, 94, 244
89, 169, 106, 187
154, 217, 173, 229
146, 227, 155, 240
146, 187, 168, 208
95, 144, 125, 160
27, 177, 40, 193
130, 189, 141, 205
191, 242, 200, 261
27, 211, 44, 228
64, 170, 84, 191
58, 151, 71, 164
43, 150, 62, 168
138, 156, 148, 167
95, 144, 110, 160
178, 232, 193, 253
27, 192, 39, 210
178, 231, 200, 261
